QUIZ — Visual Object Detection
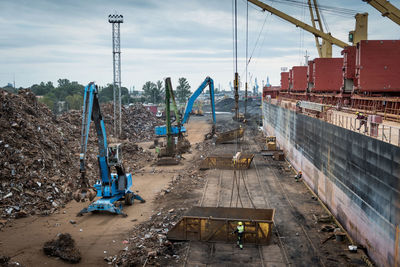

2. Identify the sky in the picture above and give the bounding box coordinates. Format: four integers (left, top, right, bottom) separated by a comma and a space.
0, 0, 399, 91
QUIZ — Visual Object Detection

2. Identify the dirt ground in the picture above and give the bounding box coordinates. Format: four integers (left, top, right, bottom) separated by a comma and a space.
0, 119, 211, 267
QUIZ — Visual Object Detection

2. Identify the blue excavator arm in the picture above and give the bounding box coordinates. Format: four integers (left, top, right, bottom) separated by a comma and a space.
79, 82, 110, 185
181, 76, 216, 125
155, 76, 216, 136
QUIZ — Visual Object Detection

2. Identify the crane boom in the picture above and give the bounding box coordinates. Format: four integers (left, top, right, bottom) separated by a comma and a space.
182, 77, 216, 125
80, 82, 110, 182
247, 0, 349, 48
363, 0, 400, 25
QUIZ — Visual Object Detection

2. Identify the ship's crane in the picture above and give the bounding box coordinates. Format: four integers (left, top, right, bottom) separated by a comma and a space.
363, 0, 400, 25
74, 82, 144, 216
247, 0, 368, 57
307, 0, 330, 57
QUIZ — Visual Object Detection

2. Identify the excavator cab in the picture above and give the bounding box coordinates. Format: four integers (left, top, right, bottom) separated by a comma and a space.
107, 144, 122, 166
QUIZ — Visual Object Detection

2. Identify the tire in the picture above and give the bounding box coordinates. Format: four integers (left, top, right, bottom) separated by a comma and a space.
125, 192, 133, 206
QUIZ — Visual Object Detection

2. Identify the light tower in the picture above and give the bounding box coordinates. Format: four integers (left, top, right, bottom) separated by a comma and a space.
108, 14, 123, 138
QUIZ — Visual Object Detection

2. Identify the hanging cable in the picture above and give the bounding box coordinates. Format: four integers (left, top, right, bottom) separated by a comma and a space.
248, 14, 269, 68
316, 0, 330, 33
269, 0, 357, 17
235, 0, 238, 74
245, 0, 248, 118
232, 0, 235, 75
233, 0, 239, 122
298, 0, 306, 65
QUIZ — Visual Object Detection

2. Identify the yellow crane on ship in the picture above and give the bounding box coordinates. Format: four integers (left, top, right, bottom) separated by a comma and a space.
363, 0, 400, 25
247, 0, 368, 57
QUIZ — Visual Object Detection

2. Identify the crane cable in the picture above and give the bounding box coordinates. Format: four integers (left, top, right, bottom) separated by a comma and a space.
270, 0, 358, 17
298, 0, 306, 65
316, 0, 330, 33
245, 0, 249, 118
232, 0, 236, 77
239, 10, 271, 91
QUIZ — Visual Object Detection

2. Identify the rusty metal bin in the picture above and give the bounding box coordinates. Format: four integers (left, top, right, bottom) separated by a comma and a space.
168, 206, 275, 245
199, 153, 254, 170
215, 128, 245, 144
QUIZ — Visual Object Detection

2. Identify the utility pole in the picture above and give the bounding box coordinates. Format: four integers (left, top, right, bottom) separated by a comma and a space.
108, 14, 123, 138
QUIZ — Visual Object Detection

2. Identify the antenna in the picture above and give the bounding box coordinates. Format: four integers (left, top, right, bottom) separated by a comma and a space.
304, 50, 309, 66
108, 13, 123, 138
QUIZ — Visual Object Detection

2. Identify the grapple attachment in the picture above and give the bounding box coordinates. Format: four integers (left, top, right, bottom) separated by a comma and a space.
73, 173, 97, 202
73, 188, 97, 202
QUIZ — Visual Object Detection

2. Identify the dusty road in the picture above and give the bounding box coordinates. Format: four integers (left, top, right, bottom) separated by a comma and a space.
0, 118, 211, 267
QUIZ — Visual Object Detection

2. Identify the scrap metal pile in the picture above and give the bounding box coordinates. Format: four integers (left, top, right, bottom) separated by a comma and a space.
97, 103, 163, 141
0, 89, 161, 222
0, 89, 81, 220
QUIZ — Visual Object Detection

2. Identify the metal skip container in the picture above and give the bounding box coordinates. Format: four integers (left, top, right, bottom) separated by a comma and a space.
199, 153, 254, 170
167, 206, 275, 245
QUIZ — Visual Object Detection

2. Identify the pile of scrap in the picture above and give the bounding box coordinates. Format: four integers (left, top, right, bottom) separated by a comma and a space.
0, 255, 23, 267
0, 89, 81, 220
62, 103, 163, 142
43, 233, 81, 263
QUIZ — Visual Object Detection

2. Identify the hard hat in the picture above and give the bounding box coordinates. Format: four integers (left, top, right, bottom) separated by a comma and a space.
238, 221, 243, 226
356, 112, 359, 115
299, 171, 302, 174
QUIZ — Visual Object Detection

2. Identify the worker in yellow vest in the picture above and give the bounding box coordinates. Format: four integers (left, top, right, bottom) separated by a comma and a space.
233, 221, 244, 249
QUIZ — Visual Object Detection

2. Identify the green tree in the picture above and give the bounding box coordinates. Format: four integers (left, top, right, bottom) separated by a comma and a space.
38, 93, 56, 110
1, 84, 16, 93
31, 81, 54, 95
142, 81, 164, 104
65, 94, 83, 110
121, 94, 131, 105
55, 79, 84, 100
98, 84, 129, 103
99, 84, 113, 102
176, 77, 191, 103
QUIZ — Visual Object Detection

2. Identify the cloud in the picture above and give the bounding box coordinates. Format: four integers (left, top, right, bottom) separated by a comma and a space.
0, 0, 399, 90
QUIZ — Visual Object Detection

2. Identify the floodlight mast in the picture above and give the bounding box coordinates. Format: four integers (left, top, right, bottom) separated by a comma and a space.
108, 14, 123, 138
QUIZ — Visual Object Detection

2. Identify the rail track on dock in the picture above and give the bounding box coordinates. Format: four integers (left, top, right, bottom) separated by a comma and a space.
181, 121, 358, 266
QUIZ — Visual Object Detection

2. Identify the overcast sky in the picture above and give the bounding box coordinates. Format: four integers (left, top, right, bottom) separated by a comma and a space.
0, 0, 399, 91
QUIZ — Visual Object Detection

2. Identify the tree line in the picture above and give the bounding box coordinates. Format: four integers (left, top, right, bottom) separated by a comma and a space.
0, 77, 193, 111
142, 77, 191, 104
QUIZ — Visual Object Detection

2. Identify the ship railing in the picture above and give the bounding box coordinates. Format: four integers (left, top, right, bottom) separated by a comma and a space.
328, 113, 400, 147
